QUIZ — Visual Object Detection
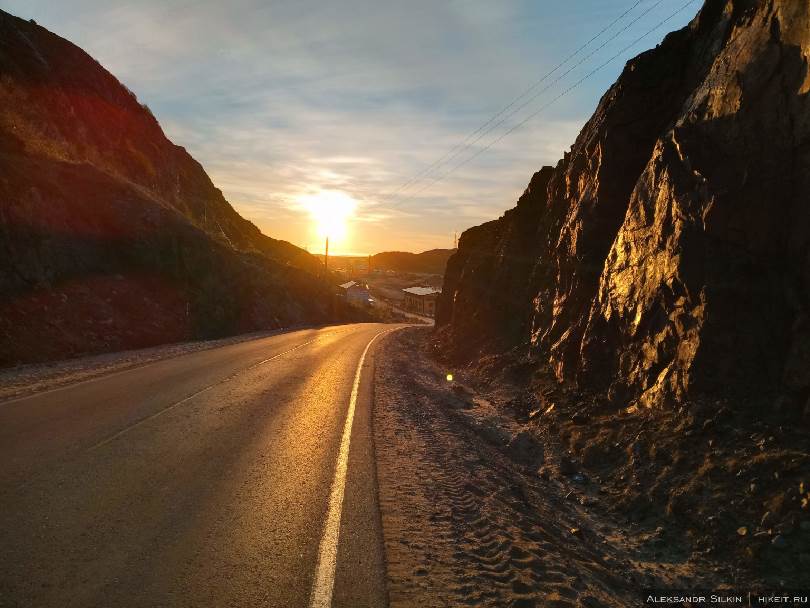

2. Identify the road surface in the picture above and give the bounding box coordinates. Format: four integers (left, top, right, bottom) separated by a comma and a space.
0, 323, 399, 608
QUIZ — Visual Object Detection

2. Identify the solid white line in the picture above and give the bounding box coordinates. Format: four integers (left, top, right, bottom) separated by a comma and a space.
87, 335, 329, 451
309, 327, 395, 608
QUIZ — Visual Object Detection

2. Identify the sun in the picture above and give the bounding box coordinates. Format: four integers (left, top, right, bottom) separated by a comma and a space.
298, 189, 357, 247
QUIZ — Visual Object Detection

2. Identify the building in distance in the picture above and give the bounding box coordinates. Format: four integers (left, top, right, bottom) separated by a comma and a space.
338, 281, 372, 306
402, 286, 441, 318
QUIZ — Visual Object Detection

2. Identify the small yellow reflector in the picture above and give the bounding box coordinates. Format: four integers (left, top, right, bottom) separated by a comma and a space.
446, 373, 454, 382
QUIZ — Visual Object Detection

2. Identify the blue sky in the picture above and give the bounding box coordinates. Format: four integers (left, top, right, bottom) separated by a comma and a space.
2, 0, 698, 254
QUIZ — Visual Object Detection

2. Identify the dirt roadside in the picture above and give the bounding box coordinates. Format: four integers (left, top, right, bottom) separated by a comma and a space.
373, 327, 762, 607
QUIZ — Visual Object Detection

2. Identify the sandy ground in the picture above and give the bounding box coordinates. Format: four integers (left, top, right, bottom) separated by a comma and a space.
373, 327, 725, 608
0, 327, 304, 402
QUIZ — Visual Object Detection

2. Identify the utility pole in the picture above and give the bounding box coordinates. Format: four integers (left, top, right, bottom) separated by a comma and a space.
324, 236, 329, 274
368, 254, 372, 276
453, 231, 458, 249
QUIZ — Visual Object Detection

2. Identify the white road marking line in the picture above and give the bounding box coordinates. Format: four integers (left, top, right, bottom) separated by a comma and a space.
87, 334, 332, 451
309, 327, 398, 608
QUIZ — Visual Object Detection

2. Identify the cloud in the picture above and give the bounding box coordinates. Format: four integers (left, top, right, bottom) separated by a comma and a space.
4, 0, 697, 254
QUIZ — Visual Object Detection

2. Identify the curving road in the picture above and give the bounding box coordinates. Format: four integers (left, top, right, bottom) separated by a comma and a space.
0, 323, 400, 608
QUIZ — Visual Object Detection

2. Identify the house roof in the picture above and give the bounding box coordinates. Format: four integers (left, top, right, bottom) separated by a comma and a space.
339, 281, 368, 290
402, 286, 441, 296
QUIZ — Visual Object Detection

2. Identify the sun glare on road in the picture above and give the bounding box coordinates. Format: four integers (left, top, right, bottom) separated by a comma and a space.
299, 189, 357, 248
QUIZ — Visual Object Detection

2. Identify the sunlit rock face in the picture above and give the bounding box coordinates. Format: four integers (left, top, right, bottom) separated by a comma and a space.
0, 10, 331, 365
439, 0, 810, 411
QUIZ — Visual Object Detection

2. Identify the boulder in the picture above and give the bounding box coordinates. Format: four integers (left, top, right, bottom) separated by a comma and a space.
507, 430, 544, 467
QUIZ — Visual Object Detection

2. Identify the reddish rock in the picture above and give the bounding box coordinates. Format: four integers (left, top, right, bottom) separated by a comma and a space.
0, 10, 336, 365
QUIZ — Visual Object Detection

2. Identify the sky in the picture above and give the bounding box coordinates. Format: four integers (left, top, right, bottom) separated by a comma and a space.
2, 0, 698, 255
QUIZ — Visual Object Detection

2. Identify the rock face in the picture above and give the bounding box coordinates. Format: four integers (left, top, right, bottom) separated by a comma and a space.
438, 0, 810, 411
0, 10, 334, 365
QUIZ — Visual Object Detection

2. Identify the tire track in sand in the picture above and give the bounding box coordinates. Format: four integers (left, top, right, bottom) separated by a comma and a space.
374, 328, 643, 608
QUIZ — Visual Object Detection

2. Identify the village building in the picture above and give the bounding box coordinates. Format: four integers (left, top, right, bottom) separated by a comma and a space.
338, 280, 371, 306
402, 286, 441, 317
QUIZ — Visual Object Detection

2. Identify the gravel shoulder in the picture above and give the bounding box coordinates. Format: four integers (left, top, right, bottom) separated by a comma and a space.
373, 327, 727, 608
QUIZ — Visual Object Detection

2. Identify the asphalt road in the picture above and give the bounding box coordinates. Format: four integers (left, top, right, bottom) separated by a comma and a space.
0, 323, 399, 608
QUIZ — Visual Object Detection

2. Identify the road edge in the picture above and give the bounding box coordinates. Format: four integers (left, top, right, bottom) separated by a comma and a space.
322, 325, 406, 608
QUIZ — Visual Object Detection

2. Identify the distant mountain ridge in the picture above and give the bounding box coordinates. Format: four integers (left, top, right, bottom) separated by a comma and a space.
0, 9, 335, 365
371, 249, 455, 275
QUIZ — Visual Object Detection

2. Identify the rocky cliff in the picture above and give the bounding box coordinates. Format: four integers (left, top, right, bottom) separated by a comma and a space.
438, 0, 810, 415
0, 10, 335, 365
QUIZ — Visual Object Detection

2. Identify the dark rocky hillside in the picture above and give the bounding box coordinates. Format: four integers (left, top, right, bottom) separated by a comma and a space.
372, 248, 455, 275
0, 10, 336, 366
438, 0, 810, 417
436, 0, 810, 583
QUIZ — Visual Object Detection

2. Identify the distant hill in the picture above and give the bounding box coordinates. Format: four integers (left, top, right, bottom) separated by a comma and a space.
0, 10, 336, 365
371, 249, 455, 275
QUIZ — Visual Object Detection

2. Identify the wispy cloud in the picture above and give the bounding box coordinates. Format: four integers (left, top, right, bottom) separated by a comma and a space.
4, 0, 696, 254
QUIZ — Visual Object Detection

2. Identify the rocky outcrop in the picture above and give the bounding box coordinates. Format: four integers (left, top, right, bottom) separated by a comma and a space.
437, 167, 554, 349
0, 10, 335, 365
439, 0, 810, 414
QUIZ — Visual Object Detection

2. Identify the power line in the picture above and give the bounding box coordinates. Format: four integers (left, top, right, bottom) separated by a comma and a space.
377, 0, 649, 203
388, 0, 668, 205
390, 0, 697, 208
405, 0, 669, 197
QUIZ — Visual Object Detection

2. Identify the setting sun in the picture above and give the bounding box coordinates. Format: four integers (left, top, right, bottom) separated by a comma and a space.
298, 189, 357, 248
